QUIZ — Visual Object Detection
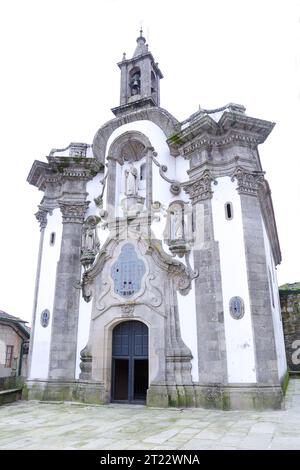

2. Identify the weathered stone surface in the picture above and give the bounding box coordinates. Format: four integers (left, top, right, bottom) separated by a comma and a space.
1, 378, 300, 450
27, 34, 285, 412
280, 285, 300, 373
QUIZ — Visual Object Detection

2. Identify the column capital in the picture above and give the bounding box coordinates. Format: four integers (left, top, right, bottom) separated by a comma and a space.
231, 167, 265, 196
59, 201, 89, 224
35, 206, 52, 230
183, 170, 217, 204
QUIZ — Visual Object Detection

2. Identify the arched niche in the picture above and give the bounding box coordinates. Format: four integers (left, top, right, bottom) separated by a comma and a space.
107, 130, 152, 165
105, 131, 153, 215
92, 107, 180, 165
128, 66, 141, 98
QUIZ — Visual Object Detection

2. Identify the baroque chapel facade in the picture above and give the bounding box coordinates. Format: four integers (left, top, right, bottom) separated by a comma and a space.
27, 31, 287, 409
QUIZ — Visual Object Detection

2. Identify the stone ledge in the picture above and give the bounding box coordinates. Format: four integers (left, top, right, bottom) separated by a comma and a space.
26, 380, 284, 411
26, 379, 107, 405
0, 388, 22, 406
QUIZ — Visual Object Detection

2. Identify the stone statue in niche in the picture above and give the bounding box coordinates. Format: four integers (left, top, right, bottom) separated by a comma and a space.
84, 226, 95, 251
125, 163, 138, 196
163, 201, 192, 258
82, 220, 99, 252
81, 216, 100, 271
171, 205, 184, 240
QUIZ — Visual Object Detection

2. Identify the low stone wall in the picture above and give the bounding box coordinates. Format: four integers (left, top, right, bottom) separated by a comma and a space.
280, 285, 300, 374
0, 376, 24, 391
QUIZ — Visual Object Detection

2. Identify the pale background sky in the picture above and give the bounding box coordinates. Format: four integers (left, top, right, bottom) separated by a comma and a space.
0, 0, 299, 324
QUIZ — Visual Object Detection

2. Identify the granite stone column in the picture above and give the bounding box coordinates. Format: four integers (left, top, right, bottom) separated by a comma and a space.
48, 200, 89, 380
28, 207, 49, 378
184, 170, 228, 386
235, 169, 279, 384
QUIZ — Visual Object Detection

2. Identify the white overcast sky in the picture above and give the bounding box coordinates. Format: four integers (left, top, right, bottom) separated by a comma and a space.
0, 0, 299, 324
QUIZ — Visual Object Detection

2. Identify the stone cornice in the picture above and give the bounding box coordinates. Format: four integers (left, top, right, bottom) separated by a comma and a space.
27, 157, 100, 191
27, 160, 51, 190
187, 156, 259, 180
47, 156, 101, 179
111, 96, 157, 117
181, 131, 259, 157
117, 52, 163, 78
167, 112, 275, 157
219, 112, 275, 140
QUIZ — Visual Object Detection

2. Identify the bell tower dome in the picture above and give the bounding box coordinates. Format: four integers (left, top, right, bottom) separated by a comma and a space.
111, 29, 163, 116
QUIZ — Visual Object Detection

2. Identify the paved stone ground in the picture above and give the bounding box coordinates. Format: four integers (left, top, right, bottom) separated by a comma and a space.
0, 379, 300, 450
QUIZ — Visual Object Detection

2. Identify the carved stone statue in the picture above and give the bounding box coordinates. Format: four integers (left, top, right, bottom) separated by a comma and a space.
125, 163, 138, 196
171, 206, 184, 240
81, 216, 100, 271
83, 226, 95, 251
163, 201, 191, 257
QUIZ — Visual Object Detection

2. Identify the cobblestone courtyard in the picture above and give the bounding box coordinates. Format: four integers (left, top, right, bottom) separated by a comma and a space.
0, 379, 299, 450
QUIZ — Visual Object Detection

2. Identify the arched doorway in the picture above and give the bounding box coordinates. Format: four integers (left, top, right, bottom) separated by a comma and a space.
111, 320, 148, 403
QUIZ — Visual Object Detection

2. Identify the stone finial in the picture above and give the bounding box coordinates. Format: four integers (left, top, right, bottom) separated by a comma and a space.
134, 27, 147, 55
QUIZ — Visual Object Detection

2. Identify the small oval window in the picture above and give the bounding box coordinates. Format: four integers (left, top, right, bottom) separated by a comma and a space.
229, 296, 245, 320
50, 232, 56, 246
40, 309, 50, 328
225, 202, 233, 220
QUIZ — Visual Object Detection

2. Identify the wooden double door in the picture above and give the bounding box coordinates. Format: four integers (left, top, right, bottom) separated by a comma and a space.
111, 320, 149, 403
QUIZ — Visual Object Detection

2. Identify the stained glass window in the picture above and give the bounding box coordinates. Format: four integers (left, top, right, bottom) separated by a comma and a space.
111, 244, 145, 298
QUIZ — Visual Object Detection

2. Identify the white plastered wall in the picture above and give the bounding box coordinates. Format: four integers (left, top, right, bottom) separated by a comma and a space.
75, 174, 105, 378
29, 209, 62, 379
212, 176, 257, 383
262, 220, 287, 381
86, 172, 104, 218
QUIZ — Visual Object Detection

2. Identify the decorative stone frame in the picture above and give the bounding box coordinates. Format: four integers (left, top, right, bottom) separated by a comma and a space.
80, 230, 194, 405
106, 131, 153, 216
90, 309, 164, 405
229, 296, 245, 320
92, 107, 180, 164
163, 200, 193, 257
40, 309, 50, 328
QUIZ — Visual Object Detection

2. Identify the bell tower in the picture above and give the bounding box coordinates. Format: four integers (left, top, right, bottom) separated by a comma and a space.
111, 29, 163, 116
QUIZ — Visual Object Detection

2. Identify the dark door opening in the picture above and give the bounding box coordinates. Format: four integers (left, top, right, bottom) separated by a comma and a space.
114, 359, 129, 400
134, 359, 148, 400
111, 321, 148, 403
